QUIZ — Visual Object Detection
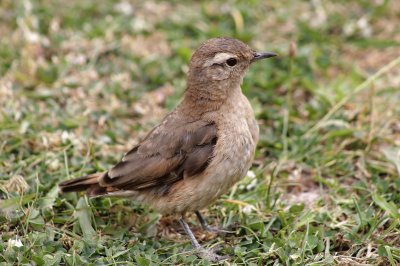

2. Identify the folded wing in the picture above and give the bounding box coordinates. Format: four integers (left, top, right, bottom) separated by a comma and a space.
98, 117, 217, 194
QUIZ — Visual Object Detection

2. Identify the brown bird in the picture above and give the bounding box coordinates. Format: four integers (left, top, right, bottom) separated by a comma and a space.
59, 37, 277, 261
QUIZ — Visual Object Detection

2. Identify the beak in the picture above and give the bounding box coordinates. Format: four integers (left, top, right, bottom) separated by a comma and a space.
251, 51, 278, 63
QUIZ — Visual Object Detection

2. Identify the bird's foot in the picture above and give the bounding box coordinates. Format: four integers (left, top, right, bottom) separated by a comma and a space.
195, 246, 230, 262
195, 211, 235, 235
179, 216, 230, 262
203, 225, 234, 235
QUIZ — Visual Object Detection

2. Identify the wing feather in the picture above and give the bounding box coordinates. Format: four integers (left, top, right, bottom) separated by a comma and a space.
99, 117, 217, 193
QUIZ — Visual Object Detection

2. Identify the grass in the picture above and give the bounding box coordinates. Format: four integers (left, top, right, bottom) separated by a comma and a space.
1, 0, 400, 265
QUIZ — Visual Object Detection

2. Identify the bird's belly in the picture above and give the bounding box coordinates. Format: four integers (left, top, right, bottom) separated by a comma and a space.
203, 125, 256, 197
151, 119, 256, 214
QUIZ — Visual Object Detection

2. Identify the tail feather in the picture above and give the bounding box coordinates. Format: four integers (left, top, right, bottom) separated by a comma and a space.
59, 173, 103, 194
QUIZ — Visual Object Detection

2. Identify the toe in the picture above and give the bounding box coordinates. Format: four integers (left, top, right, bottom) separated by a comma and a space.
196, 247, 230, 262
206, 226, 235, 234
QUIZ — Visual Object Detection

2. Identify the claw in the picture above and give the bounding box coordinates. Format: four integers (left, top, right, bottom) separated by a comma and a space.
196, 246, 230, 262
195, 211, 235, 235
179, 216, 230, 262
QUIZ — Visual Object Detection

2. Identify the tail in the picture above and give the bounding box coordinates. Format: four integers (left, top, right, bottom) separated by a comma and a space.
59, 173, 107, 196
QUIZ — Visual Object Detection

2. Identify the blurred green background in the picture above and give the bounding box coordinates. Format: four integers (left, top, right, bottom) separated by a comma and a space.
0, 0, 399, 265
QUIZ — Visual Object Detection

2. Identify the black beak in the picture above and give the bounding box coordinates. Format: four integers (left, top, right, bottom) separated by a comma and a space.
251, 51, 278, 63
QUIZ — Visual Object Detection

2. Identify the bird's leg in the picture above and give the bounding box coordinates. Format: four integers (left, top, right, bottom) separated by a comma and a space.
195, 211, 232, 234
179, 217, 201, 249
179, 217, 228, 262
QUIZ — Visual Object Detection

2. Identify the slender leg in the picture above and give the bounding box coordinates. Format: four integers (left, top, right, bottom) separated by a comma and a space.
195, 211, 210, 231
179, 217, 228, 262
179, 216, 201, 249
195, 211, 232, 234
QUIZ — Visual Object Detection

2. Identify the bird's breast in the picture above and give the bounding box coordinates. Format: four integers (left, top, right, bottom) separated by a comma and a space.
198, 92, 258, 200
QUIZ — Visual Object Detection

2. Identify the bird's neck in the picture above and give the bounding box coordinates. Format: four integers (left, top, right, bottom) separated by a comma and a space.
183, 80, 242, 113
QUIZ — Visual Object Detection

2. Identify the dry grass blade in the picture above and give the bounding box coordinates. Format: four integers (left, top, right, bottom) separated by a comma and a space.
305, 55, 400, 136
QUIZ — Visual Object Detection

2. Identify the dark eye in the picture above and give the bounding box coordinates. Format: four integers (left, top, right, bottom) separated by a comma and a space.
226, 58, 237, 66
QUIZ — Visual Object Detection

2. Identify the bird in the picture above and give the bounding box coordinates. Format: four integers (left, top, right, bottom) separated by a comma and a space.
59, 37, 277, 261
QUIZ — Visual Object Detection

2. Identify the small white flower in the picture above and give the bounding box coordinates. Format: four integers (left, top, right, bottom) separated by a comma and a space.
114, 1, 133, 15
8, 237, 23, 248
357, 17, 368, 29
23, 0, 33, 13
247, 170, 256, 179
61, 131, 69, 143
99, 135, 112, 144
131, 18, 149, 32
242, 204, 254, 215
246, 178, 258, 190
290, 254, 300, 260
49, 159, 60, 170
357, 17, 372, 37
19, 121, 30, 134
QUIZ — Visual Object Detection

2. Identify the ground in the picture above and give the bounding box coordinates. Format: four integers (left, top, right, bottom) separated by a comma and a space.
0, 0, 400, 265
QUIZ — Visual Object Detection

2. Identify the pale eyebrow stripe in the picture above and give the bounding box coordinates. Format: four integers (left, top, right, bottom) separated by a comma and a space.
203, 52, 237, 67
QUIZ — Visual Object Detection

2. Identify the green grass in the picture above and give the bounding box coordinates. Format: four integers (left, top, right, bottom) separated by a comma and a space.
1, 0, 400, 265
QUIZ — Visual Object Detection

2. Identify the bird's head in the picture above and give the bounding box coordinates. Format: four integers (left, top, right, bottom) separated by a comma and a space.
187, 37, 277, 88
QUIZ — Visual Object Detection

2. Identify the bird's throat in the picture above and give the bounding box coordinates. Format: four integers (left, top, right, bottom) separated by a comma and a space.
183, 81, 241, 113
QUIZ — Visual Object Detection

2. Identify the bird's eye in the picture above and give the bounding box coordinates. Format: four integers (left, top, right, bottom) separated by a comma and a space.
226, 58, 237, 66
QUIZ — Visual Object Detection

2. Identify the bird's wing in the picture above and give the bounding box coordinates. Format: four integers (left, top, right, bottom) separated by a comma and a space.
99, 114, 217, 193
